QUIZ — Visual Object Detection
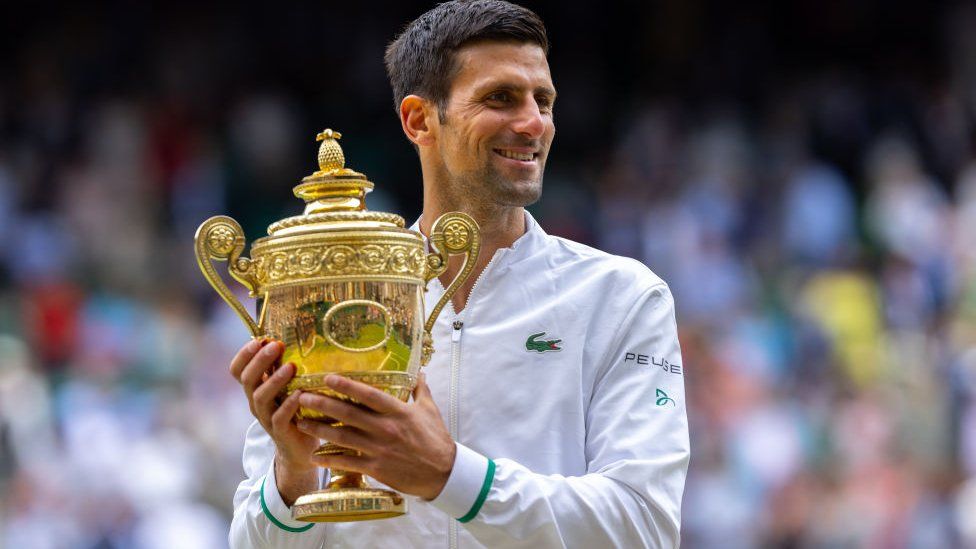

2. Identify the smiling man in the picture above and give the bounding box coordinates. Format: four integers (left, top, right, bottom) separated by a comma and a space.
228, 1, 689, 547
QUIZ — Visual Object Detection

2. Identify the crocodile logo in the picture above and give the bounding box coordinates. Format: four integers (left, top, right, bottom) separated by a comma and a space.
525, 332, 562, 353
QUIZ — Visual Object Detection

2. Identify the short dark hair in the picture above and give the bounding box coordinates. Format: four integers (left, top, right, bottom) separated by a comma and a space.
384, 0, 549, 116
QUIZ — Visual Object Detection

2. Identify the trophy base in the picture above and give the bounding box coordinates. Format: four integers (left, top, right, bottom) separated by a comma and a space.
292, 487, 406, 522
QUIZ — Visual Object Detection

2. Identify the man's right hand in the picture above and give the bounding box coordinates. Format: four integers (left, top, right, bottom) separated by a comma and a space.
230, 338, 321, 506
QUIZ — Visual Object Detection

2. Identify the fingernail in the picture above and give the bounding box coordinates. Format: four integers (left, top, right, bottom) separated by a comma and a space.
297, 419, 309, 430
325, 375, 340, 388
248, 339, 262, 352
277, 363, 292, 376
263, 342, 280, 356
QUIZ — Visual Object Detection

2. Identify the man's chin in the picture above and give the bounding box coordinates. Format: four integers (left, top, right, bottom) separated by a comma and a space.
478, 168, 544, 206
496, 183, 543, 207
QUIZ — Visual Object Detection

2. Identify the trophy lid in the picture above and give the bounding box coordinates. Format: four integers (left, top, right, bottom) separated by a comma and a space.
266, 129, 405, 236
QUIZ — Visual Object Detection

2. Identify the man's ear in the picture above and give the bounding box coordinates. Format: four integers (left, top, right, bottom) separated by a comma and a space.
400, 95, 438, 147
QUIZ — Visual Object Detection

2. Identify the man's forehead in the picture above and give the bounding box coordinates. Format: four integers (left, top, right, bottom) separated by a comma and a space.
451, 41, 554, 92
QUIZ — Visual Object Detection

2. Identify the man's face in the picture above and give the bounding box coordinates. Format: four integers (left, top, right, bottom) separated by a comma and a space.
432, 41, 556, 208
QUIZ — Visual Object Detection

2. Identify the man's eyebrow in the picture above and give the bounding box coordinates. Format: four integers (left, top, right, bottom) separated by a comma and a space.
536, 87, 557, 100
473, 82, 557, 99
473, 82, 521, 94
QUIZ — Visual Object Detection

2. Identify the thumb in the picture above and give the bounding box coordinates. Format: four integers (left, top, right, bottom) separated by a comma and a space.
413, 372, 434, 404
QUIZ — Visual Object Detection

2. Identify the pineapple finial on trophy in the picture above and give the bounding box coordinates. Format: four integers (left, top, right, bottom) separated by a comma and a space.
315, 129, 345, 174
292, 128, 372, 215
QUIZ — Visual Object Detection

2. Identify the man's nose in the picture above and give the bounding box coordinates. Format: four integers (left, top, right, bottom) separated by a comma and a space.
511, 100, 546, 139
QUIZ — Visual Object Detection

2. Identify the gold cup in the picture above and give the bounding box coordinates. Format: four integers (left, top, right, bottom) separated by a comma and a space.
194, 129, 480, 522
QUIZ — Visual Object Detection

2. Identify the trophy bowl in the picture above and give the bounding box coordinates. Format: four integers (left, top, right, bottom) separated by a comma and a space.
194, 129, 480, 522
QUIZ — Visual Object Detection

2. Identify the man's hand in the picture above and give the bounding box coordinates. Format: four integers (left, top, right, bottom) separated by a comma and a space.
296, 373, 456, 501
229, 339, 320, 505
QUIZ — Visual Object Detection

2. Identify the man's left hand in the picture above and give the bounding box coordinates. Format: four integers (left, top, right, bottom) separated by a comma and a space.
296, 373, 456, 500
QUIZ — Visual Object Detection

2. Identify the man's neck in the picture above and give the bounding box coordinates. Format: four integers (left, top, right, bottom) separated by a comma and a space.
420, 201, 526, 314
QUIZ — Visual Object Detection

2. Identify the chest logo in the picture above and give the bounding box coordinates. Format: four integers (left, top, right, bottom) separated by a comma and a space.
526, 332, 562, 353
655, 388, 676, 407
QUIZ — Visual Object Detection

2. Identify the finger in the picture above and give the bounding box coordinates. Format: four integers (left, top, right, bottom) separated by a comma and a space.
310, 452, 373, 475
229, 338, 266, 381
325, 375, 404, 415
413, 372, 433, 404
298, 392, 379, 431
296, 421, 376, 454
254, 362, 296, 423
241, 341, 283, 396
271, 390, 302, 433
301, 393, 376, 431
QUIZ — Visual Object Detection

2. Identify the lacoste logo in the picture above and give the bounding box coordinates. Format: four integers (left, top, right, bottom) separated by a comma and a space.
525, 332, 562, 353
655, 388, 675, 407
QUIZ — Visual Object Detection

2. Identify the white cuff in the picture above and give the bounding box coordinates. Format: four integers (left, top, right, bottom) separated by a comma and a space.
260, 459, 316, 532
429, 442, 493, 521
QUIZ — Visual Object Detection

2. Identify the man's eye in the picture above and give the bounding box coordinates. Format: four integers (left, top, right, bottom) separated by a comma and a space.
486, 92, 511, 103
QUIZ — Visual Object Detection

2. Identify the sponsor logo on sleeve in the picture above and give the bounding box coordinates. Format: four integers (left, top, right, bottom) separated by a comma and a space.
623, 352, 682, 375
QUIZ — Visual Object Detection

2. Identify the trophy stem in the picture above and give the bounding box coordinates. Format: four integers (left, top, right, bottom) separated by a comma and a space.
291, 443, 407, 522
327, 469, 368, 490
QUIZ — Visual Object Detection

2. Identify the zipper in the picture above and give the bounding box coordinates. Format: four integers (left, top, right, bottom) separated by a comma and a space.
445, 248, 503, 439
449, 320, 463, 439
446, 249, 505, 549
449, 321, 463, 549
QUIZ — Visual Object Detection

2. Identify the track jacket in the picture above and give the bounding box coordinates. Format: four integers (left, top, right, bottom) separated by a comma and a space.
230, 212, 689, 548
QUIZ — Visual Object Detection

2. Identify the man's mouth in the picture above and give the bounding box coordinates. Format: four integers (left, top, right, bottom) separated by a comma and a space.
494, 149, 538, 162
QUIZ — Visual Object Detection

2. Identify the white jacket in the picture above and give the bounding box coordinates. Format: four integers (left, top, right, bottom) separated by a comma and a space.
230, 212, 689, 548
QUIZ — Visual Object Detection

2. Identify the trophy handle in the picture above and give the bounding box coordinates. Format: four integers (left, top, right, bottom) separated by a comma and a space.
421, 212, 481, 363
194, 215, 264, 337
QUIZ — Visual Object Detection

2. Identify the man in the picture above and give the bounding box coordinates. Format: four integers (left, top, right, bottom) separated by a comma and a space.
229, 1, 689, 547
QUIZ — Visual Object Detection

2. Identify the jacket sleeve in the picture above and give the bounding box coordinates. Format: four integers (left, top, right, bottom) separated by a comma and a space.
429, 283, 690, 548
229, 420, 326, 549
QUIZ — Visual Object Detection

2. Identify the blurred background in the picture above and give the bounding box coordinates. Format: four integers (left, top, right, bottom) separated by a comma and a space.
2, 0, 976, 547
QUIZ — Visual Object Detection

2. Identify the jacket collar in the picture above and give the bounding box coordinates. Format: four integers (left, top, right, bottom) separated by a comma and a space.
408, 209, 547, 263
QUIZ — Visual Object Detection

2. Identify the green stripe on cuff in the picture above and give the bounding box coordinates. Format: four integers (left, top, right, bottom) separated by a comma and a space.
260, 475, 315, 533
458, 459, 496, 524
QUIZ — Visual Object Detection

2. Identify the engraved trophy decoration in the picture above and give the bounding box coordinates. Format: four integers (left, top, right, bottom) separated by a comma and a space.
194, 129, 480, 522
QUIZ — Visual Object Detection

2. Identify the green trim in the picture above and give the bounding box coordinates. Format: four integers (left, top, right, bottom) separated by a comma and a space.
458, 459, 496, 523
260, 475, 314, 533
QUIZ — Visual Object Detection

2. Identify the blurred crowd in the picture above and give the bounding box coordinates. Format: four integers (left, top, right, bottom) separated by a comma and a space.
3, 2, 976, 548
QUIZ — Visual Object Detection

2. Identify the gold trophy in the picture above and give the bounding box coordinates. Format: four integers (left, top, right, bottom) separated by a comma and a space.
194, 129, 480, 522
